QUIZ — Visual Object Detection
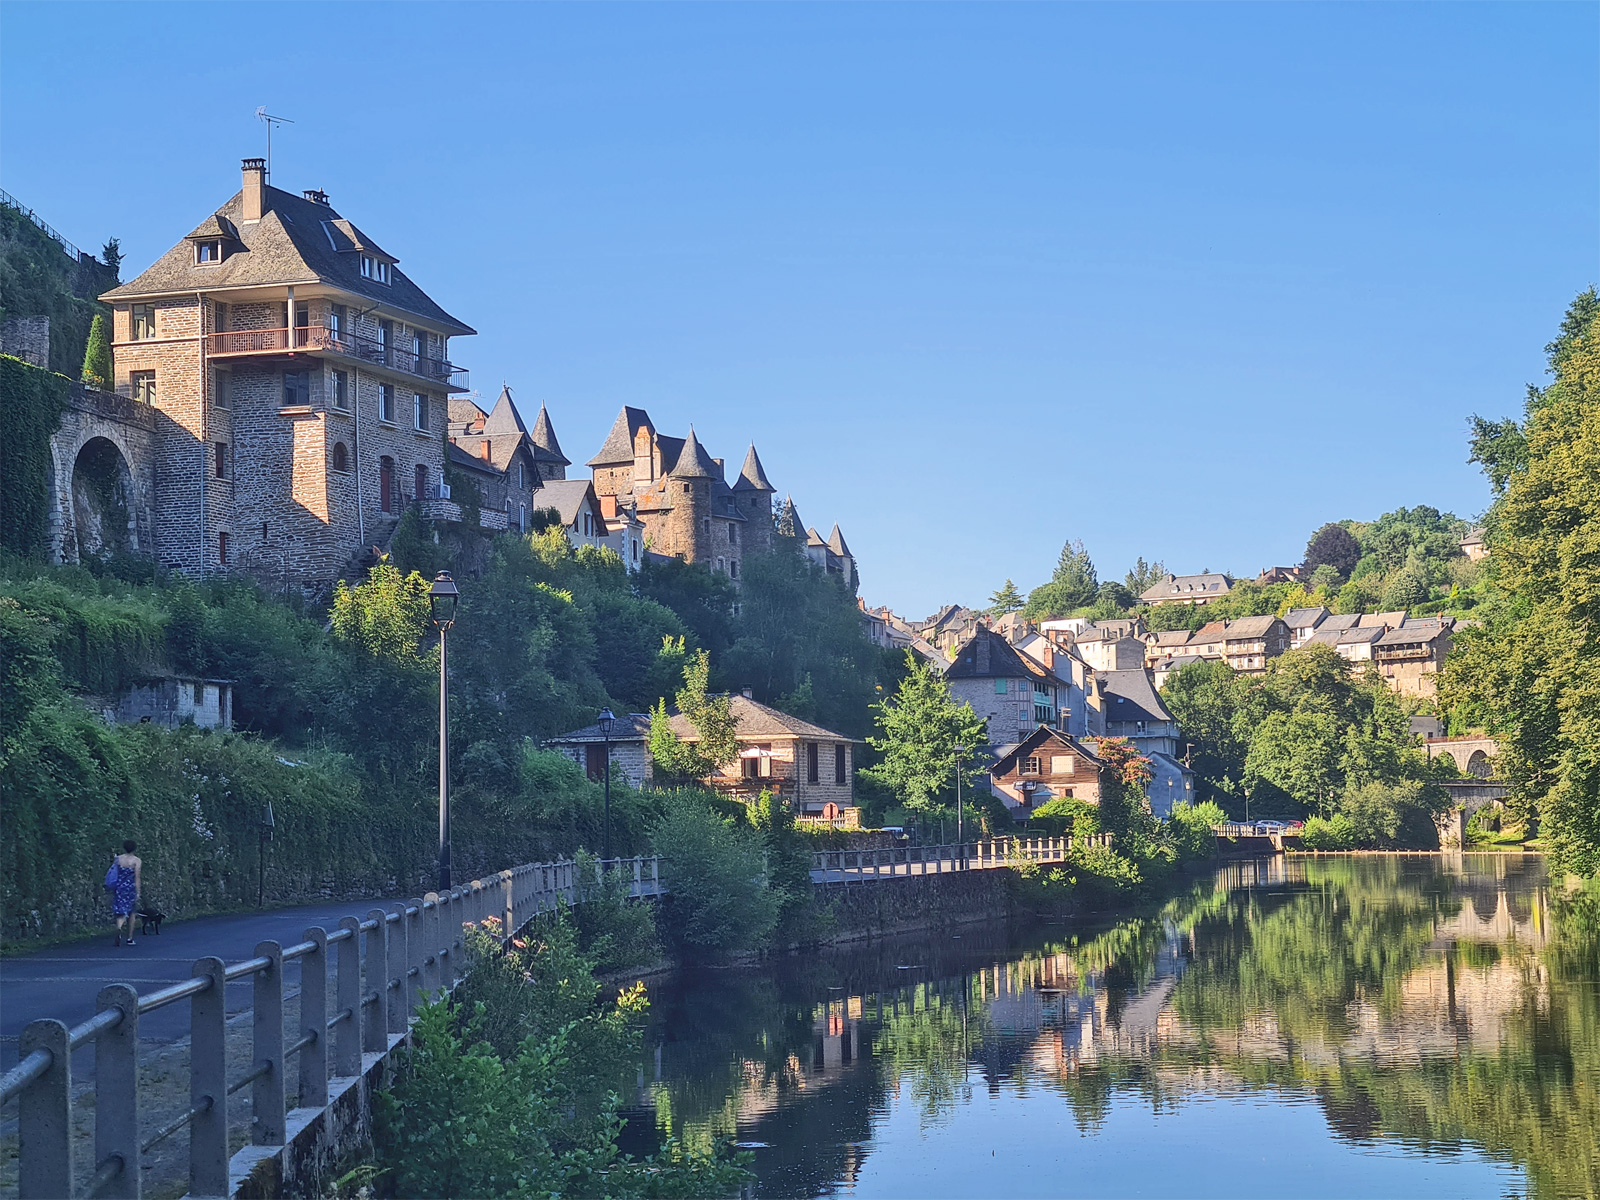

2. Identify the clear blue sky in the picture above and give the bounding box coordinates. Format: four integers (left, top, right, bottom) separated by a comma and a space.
4, 3, 1594, 618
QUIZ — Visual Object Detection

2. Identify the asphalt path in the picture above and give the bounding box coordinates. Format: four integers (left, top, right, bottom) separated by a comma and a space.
0, 897, 389, 1073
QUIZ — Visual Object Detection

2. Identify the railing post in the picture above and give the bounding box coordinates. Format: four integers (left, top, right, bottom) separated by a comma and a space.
95, 984, 140, 1200
299, 927, 329, 1109
18, 1018, 72, 1200
384, 907, 407, 1036
364, 910, 391, 1051
652, 856, 660, 892
190, 958, 228, 1199
252, 941, 286, 1145
335, 918, 362, 1076
421, 895, 441, 995
633, 857, 643, 898
440, 889, 459, 990
501, 871, 515, 942
406, 900, 425, 1011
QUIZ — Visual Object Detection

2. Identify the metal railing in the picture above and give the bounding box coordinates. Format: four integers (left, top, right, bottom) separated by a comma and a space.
206, 325, 469, 390
0, 855, 660, 1200
0, 186, 89, 264
809, 834, 1110, 882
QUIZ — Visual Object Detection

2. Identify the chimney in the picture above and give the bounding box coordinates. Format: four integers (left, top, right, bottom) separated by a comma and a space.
480, 441, 491, 461
302, 188, 329, 206
741, 687, 753, 699
241, 158, 266, 221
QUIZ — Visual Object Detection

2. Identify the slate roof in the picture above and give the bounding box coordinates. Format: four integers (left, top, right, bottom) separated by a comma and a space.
1223, 615, 1283, 639
532, 479, 599, 527
667, 694, 852, 743
1359, 611, 1408, 629
1140, 573, 1233, 602
446, 442, 503, 477
1097, 669, 1174, 726
827, 524, 852, 558
669, 427, 718, 478
1375, 620, 1451, 647
546, 713, 654, 744
530, 405, 569, 466
104, 184, 474, 335
1319, 613, 1362, 632
588, 407, 655, 466
946, 627, 1061, 686
733, 445, 774, 493
1150, 630, 1193, 649
1284, 607, 1329, 630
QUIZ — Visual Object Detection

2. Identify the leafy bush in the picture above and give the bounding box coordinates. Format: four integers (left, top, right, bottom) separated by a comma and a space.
652, 797, 779, 960
571, 849, 661, 974
1167, 800, 1228, 861
1300, 813, 1356, 850
1029, 796, 1100, 838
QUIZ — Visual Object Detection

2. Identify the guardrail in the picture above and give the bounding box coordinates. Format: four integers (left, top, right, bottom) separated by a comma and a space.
0, 855, 660, 1200
810, 834, 1110, 881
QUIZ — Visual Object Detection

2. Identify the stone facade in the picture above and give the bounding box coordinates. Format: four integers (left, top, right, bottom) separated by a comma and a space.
105, 676, 233, 730
44, 381, 160, 564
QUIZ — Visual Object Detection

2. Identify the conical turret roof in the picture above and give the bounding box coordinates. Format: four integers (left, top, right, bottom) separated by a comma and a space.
587, 406, 655, 467
827, 524, 852, 558
530, 404, 569, 465
483, 385, 530, 436
776, 495, 803, 539
668, 426, 717, 479
732, 444, 774, 493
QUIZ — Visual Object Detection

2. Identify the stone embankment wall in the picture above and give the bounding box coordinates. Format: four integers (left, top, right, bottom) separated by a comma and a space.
820, 868, 1018, 940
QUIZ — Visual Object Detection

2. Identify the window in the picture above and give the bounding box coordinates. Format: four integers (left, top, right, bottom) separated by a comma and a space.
729, 524, 738, 545
214, 441, 228, 479
1019, 706, 1031, 725
195, 240, 224, 264
332, 370, 350, 411
283, 370, 310, 408
730, 559, 739, 580
214, 302, 229, 332
332, 442, 349, 472
378, 320, 392, 364
583, 511, 594, 537
516, 463, 525, 489
1035, 705, 1052, 723
413, 392, 428, 431
212, 368, 230, 409
519, 504, 526, 533
807, 742, 820, 785
194, 683, 205, 705
328, 304, 346, 341
379, 456, 396, 513
131, 371, 156, 404
994, 678, 1008, 695
717, 556, 725, 573
131, 304, 156, 340
703, 517, 711, 536
218, 532, 229, 565
415, 464, 427, 501
1052, 755, 1076, 775
361, 255, 392, 284
834, 744, 846, 785
379, 383, 396, 423
413, 330, 426, 363
1023, 756, 1042, 775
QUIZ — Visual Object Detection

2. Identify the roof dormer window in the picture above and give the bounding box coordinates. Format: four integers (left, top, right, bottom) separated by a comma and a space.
361, 255, 391, 285
195, 240, 225, 264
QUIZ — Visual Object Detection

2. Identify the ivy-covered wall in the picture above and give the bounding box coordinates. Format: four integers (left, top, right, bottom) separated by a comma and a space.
0, 355, 71, 558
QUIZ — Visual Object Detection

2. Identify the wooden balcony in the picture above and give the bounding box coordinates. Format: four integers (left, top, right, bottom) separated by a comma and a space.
206, 325, 469, 392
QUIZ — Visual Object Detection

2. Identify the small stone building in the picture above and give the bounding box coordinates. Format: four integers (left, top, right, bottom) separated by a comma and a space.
106, 674, 233, 730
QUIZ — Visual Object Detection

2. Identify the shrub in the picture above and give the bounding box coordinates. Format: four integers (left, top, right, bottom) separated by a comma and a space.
1029, 796, 1100, 838
1167, 800, 1228, 861
571, 849, 661, 974
80, 313, 111, 389
652, 797, 779, 960
1300, 813, 1356, 850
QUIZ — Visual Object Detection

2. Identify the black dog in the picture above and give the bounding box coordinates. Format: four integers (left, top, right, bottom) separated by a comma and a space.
137, 905, 166, 936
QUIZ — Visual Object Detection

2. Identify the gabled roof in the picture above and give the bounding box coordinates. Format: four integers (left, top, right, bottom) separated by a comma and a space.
668, 427, 717, 478
530, 404, 569, 466
1319, 613, 1362, 632
1223, 615, 1284, 639
947, 627, 1060, 685
482, 386, 529, 437
104, 184, 474, 335
1375, 620, 1451, 648
532, 479, 599, 527
588, 407, 655, 466
1360, 611, 1408, 629
447, 442, 507, 478
1284, 607, 1329, 630
1097, 669, 1174, 726
1150, 630, 1193, 648
184, 213, 241, 242
991, 727, 1105, 774
732, 445, 774, 493
1140, 573, 1233, 602
827, 524, 852, 558
667, 693, 852, 743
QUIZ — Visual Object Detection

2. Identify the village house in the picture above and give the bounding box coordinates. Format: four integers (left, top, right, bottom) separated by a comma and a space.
1139, 572, 1234, 607
102, 673, 234, 732
1302, 623, 1385, 665
1461, 528, 1488, 561
1373, 618, 1456, 698
1012, 628, 1096, 738
1151, 653, 1205, 689
101, 158, 473, 584
944, 626, 1068, 746
1089, 668, 1195, 815
545, 694, 857, 816
1283, 606, 1330, 649
1072, 624, 1147, 672
1143, 628, 1195, 668
988, 727, 1105, 816
1220, 614, 1290, 673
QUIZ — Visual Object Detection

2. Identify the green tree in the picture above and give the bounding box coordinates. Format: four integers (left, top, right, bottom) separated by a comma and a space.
100, 237, 122, 278
1123, 557, 1168, 597
1159, 659, 1249, 809
330, 561, 433, 662
987, 578, 1023, 615
1380, 567, 1429, 611
862, 650, 988, 813
1023, 538, 1099, 619
1441, 289, 1600, 872
646, 648, 739, 784
80, 313, 111, 389
653, 798, 779, 960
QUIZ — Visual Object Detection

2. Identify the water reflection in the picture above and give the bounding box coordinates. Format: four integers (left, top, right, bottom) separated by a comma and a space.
627, 855, 1597, 1198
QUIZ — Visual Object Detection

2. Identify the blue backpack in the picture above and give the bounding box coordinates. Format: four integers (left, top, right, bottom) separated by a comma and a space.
104, 862, 120, 891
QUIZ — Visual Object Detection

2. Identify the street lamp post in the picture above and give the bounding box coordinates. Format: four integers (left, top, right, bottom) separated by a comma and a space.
429, 571, 459, 891
597, 707, 615, 862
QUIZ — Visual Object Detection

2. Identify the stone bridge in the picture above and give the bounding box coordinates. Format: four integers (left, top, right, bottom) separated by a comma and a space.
1425, 736, 1499, 779
1426, 737, 1510, 847
46, 383, 159, 564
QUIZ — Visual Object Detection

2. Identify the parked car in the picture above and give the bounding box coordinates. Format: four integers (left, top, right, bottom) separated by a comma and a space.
1255, 820, 1288, 834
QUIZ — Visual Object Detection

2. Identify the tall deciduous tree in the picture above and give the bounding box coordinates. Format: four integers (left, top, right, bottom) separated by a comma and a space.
863, 651, 988, 813
1442, 289, 1600, 873
1302, 523, 1362, 579
648, 648, 739, 783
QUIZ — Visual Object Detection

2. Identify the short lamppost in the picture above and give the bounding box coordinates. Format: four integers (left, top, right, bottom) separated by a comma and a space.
257, 802, 275, 908
429, 571, 460, 890
597, 707, 615, 862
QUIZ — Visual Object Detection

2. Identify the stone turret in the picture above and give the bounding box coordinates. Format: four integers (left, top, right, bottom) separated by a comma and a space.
732, 444, 776, 552
529, 403, 568, 481
664, 426, 716, 562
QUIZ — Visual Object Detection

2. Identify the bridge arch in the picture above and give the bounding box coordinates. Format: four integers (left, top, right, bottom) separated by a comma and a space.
45, 385, 158, 566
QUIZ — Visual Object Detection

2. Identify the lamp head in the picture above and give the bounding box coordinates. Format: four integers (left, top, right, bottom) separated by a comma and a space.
597, 707, 616, 734
429, 571, 460, 629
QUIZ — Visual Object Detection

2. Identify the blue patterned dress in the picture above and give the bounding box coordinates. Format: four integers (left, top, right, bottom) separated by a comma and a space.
111, 861, 138, 916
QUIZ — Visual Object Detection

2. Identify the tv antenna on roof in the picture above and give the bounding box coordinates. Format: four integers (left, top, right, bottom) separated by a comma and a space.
255, 108, 294, 180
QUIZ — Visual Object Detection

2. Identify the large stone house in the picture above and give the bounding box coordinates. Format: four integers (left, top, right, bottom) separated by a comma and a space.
545, 694, 856, 815
1373, 618, 1455, 698
1220, 615, 1290, 673
101, 158, 473, 583
1139, 573, 1233, 607
944, 627, 1068, 746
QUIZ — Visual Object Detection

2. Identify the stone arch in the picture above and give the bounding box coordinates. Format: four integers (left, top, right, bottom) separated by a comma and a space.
1466, 750, 1492, 779
69, 436, 139, 560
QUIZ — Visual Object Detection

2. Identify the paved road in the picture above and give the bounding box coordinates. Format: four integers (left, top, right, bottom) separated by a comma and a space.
1, 897, 387, 1072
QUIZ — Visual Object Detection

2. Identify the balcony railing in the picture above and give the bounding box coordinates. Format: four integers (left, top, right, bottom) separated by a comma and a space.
206, 325, 468, 391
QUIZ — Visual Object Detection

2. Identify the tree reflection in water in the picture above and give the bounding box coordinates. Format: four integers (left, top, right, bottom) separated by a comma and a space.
628, 855, 1597, 1199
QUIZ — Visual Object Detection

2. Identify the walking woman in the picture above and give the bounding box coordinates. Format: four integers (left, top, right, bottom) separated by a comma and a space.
109, 840, 141, 946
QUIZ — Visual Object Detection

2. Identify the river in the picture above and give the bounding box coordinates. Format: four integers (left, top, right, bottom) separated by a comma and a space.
620, 854, 1598, 1199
